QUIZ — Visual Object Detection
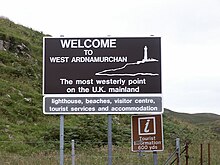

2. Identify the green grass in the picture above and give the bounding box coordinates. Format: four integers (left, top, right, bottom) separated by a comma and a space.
165, 108, 220, 124
0, 142, 220, 165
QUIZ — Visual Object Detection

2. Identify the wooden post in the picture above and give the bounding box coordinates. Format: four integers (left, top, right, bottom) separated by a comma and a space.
200, 144, 203, 165
185, 142, 189, 165
208, 143, 210, 165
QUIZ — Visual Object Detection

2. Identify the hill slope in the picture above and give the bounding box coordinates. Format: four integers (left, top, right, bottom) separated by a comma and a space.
165, 109, 220, 124
0, 17, 220, 155
164, 108, 220, 139
0, 17, 44, 124
0, 17, 53, 153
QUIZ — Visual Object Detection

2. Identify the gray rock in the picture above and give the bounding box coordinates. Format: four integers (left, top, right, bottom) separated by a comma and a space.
0, 40, 11, 51
0, 40, 5, 50
4, 41, 10, 50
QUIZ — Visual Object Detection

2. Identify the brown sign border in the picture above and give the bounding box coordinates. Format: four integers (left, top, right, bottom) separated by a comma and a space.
131, 114, 164, 152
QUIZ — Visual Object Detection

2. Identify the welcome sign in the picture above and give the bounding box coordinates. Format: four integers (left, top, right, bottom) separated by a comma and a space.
43, 37, 161, 95
43, 37, 162, 114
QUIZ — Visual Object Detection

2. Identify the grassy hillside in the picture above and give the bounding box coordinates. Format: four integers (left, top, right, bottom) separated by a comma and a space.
0, 17, 44, 123
0, 17, 220, 163
164, 108, 220, 144
165, 108, 220, 124
0, 16, 51, 154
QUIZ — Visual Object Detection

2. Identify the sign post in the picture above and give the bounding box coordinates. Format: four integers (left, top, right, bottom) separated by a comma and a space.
60, 114, 64, 165
153, 151, 158, 165
108, 114, 112, 165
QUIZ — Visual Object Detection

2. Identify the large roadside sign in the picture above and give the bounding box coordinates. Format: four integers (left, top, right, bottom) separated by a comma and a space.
131, 114, 164, 152
43, 37, 161, 94
43, 37, 162, 114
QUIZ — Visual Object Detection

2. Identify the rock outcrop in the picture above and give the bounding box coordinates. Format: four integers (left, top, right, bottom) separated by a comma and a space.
0, 39, 31, 57
0, 40, 5, 50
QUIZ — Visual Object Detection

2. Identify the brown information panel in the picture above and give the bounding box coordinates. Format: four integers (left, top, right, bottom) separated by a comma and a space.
131, 114, 164, 152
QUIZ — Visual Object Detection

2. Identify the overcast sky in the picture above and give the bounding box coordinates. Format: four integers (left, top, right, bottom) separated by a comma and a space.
1, 0, 220, 115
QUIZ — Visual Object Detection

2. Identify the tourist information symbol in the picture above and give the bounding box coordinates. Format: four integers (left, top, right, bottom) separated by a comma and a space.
131, 114, 164, 152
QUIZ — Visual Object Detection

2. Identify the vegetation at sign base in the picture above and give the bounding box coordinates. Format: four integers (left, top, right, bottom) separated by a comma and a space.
0, 16, 220, 158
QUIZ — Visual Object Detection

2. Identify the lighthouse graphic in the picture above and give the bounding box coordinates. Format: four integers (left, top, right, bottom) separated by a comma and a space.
95, 46, 159, 76
143, 46, 148, 62
139, 46, 158, 63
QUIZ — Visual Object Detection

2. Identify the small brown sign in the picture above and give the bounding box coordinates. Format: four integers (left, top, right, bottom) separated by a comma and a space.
131, 114, 164, 152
